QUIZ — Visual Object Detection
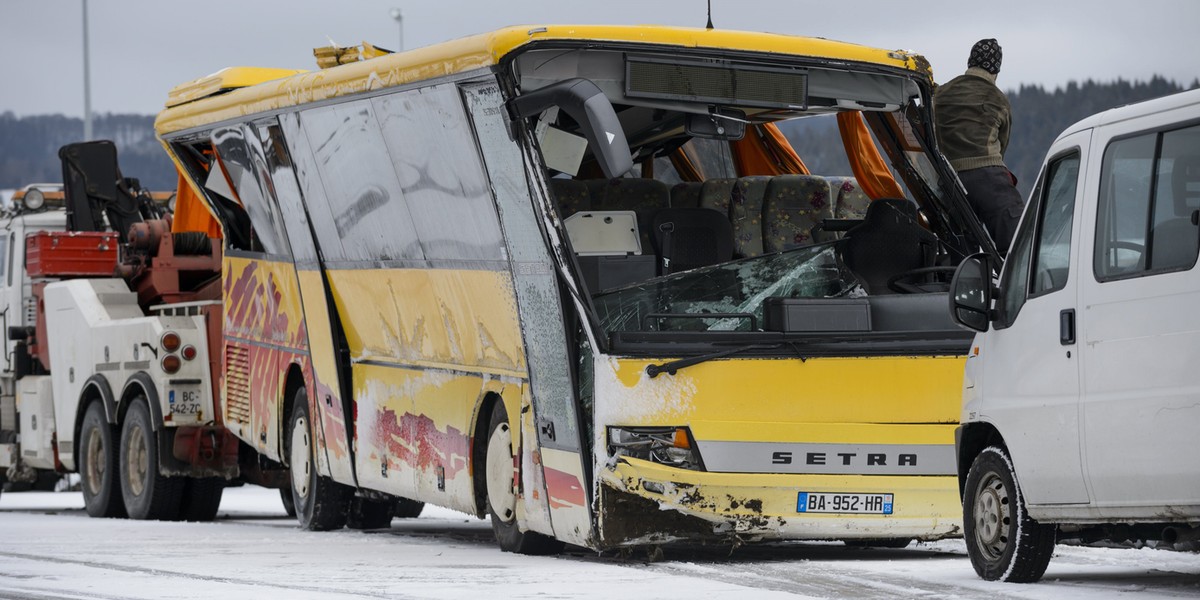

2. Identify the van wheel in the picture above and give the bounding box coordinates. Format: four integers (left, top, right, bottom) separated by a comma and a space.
80, 402, 126, 518
484, 403, 563, 555
120, 398, 184, 520
963, 447, 1056, 582
177, 477, 224, 522
287, 387, 349, 530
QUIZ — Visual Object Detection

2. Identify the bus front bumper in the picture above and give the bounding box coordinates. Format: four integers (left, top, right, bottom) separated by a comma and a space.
596, 456, 962, 547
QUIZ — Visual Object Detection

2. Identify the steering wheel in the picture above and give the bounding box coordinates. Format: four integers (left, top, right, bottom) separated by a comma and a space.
886, 266, 959, 294
1105, 240, 1146, 269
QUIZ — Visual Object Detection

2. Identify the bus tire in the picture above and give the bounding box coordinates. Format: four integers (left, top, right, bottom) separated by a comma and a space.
120, 398, 184, 520
347, 496, 395, 530
177, 477, 224, 522
280, 487, 297, 517
484, 403, 564, 555
287, 388, 349, 531
394, 497, 425, 519
80, 401, 126, 518
963, 446, 1056, 582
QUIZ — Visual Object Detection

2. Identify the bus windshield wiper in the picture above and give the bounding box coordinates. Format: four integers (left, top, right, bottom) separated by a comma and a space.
645, 343, 781, 378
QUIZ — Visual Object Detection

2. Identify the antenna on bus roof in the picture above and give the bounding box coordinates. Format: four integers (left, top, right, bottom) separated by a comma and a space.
706, 0, 714, 30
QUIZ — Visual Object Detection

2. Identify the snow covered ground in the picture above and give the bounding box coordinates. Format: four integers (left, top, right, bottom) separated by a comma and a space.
1, 486, 1198, 599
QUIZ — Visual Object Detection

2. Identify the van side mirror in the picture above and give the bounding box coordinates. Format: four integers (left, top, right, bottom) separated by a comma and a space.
508, 78, 634, 179
949, 253, 993, 332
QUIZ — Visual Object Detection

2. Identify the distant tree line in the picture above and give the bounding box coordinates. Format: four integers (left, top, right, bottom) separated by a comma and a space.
1, 76, 1196, 198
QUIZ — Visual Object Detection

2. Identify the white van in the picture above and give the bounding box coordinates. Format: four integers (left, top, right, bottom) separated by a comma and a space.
949, 88, 1200, 582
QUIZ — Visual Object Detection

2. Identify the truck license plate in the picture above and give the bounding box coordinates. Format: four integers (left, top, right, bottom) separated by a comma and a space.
169, 387, 203, 416
797, 492, 893, 514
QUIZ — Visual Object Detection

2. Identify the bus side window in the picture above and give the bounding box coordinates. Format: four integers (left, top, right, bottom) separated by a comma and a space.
210, 127, 292, 257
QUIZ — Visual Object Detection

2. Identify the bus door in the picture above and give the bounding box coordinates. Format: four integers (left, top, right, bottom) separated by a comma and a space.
462, 80, 593, 545
242, 117, 358, 485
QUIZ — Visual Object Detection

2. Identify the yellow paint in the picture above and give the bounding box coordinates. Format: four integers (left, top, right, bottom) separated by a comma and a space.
688, 422, 956, 446
156, 24, 928, 135
165, 66, 308, 108
326, 268, 526, 378
222, 255, 307, 348
604, 355, 963, 427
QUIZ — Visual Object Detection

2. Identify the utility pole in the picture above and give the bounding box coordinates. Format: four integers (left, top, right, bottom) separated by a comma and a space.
390, 7, 404, 52
82, 0, 93, 141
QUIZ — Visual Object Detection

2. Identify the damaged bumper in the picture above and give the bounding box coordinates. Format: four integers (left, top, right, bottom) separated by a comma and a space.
597, 456, 961, 547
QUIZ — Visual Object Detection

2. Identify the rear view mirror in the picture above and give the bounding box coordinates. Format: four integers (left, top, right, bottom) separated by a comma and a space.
508, 78, 633, 179
949, 253, 993, 332
685, 108, 747, 141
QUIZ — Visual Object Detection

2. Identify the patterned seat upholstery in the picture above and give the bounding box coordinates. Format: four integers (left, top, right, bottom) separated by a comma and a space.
828, 176, 872, 221
670, 182, 703, 208
729, 176, 772, 257
763, 175, 834, 253
698, 178, 736, 215
548, 179, 593, 219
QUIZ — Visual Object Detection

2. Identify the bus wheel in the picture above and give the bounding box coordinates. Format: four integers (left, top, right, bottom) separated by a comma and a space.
120, 398, 184, 520
484, 403, 563, 555
394, 497, 425, 519
963, 447, 1056, 582
287, 388, 349, 531
80, 402, 126, 518
347, 496, 395, 530
177, 477, 224, 522
280, 488, 297, 517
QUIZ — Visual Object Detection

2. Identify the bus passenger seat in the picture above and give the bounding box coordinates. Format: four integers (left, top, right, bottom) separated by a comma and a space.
829, 176, 871, 221
671, 182, 703, 208
652, 208, 734, 274
730, 176, 771, 257
762, 175, 834, 253
699, 178, 737, 214
839, 198, 936, 295
549, 179, 593, 219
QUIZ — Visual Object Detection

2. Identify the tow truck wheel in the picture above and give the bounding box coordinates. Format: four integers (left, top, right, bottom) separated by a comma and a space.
287, 387, 349, 531
120, 398, 184, 520
177, 477, 224, 522
80, 401, 126, 518
483, 402, 563, 555
963, 446, 1056, 582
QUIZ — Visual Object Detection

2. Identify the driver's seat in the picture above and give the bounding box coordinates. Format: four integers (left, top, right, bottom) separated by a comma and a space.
839, 198, 937, 294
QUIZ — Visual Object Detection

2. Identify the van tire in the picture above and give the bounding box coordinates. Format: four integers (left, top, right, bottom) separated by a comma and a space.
484, 402, 563, 555
287, 388, 349, 531
80, 402, 126, 518
120, 398, 184, 520
963, 446, 1056, 582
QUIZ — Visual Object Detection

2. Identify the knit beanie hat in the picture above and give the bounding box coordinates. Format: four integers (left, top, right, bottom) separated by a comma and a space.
968, 39, 1002, 75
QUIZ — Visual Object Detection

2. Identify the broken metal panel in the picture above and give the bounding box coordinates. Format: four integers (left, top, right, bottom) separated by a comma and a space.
461, 79, 593, 546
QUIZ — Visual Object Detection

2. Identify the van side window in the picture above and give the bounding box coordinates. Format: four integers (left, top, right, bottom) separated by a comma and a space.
1095, 124, 1200, 280
1030, 153, 1080, 297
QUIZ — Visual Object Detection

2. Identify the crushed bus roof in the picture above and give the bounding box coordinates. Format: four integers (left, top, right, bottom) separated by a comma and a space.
156, 24, 930, 135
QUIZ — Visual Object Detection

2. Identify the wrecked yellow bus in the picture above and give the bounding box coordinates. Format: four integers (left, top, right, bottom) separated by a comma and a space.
155, 25, 994, 552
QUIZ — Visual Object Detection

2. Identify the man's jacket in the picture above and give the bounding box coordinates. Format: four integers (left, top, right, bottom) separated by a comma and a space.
933, 67, 1011, 172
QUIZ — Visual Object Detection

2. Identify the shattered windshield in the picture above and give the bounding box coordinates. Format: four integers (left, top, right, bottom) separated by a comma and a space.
593, 244, 861, 333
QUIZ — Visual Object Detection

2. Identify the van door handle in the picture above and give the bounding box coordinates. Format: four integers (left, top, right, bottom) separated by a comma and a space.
1060, 309, 1076, 345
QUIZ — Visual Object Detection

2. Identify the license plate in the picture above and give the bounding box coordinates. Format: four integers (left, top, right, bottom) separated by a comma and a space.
797, 492, 893, 514
169, 386, 203, 416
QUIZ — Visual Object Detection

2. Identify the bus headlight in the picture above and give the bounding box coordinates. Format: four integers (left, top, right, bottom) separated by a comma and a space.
608, 426, 702, 471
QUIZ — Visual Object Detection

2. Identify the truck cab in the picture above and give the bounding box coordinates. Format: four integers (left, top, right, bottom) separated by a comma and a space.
950, 88, 1200, 582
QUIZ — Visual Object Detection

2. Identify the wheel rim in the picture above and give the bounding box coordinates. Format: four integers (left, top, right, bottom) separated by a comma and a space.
485, 422, 517, 523
973, 471, 1012, 561
85, 428, 104, 496
125, 422, 148, 497
290, 414, 311, 500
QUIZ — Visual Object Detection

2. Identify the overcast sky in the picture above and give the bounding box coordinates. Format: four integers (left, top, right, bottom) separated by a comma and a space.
2, 0, 1198, 117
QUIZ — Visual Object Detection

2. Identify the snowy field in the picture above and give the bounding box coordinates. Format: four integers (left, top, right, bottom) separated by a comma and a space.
1, 486, 1198, 599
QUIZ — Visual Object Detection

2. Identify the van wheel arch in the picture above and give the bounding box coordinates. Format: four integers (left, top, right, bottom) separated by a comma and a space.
957, 422, 1005, 497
